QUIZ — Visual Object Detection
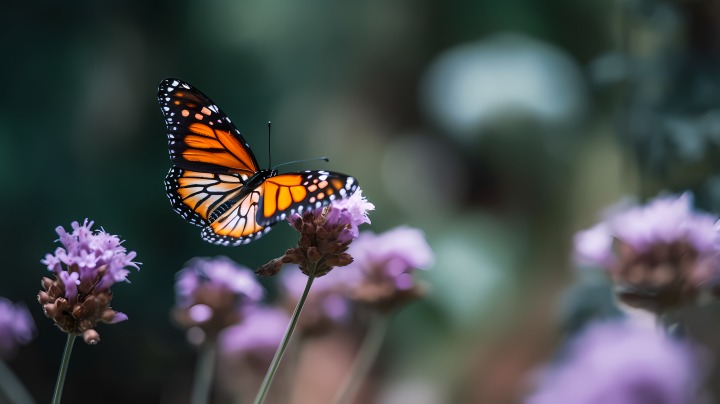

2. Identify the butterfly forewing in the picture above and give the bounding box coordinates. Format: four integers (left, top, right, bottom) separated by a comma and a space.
164, 167, 245, 227
256, 171, 359, 227
158, 78, 259, 177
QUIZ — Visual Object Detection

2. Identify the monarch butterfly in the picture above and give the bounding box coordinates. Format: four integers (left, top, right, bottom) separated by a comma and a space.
158, 78, 359, 246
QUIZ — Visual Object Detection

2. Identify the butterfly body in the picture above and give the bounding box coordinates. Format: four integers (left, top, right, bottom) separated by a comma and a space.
158, 78, 359, 246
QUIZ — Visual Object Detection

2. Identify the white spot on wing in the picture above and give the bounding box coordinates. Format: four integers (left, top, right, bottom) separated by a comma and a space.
171, 80, 179, 86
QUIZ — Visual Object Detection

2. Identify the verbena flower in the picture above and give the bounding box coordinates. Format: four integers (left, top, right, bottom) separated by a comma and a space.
280, 266, 354, 335
343, 226, 434, 310
573, 193, 720, 313
38, 219, 139, 344
256, 188, 374, 278
173, 256, 264, 343
525, 320, 706, 404
0, 298, 37, 359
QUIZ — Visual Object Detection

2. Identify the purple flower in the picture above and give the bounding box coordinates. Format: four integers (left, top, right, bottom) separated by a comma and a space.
574, 193, 718, 268
321, 188, 375, 242
342, 226, 434, 308
287, 188, 375, 242
573, 193, 720, 313
38, 220, 137, 343
175, 256, 264, 308
0, 298, 37, 359
525, 320, 705, 404
40, 219, 140, 299
219, 307, 289, 357
257, 188, 374, 278
173, 257, 265, 340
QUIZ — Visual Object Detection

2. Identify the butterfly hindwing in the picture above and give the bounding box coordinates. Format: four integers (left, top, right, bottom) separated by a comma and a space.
256, 171, 359, 227
158, 78, 259, 177
165, 167, 245, 227
201, 186, 270, 246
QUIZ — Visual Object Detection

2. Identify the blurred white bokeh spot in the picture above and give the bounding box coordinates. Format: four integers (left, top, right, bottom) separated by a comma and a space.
421, 33, 588, 139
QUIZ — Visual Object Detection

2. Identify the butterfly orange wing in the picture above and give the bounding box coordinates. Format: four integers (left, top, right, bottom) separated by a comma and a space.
201, 186, 270, 246
256, 171, 359, 226
165, 167, 245, 227
158, 78, 259, 177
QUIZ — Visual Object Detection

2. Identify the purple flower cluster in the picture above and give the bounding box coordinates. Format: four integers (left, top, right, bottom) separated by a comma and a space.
175, 256, 264, 308
173, 257, 265, 343
0, 298, 36, 359
41, 219, 140, 301
574, 193, 718, 268
258, 188, 375, 278
573, 193, 720, 312
526, 320, 704, 404
346, 226, 434, 292
287, 188, 375, 243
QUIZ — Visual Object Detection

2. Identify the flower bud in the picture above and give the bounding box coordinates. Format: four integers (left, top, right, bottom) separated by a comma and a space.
299, 235, 312, 249
303, 222, 316, 235
316, 226, 328, 240
101, 309, 116, 323
307, 247, 322, 263
82, 329, 100, 345
37, 291, 50, 304
256, 257, 284, 277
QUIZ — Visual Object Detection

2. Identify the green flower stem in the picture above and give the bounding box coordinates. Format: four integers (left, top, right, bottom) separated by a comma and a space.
0, 356, 36, 404
253, 263, 317, 404
52, 333, 76, 404
331, 311, 391, 404
190, 340, 216, 404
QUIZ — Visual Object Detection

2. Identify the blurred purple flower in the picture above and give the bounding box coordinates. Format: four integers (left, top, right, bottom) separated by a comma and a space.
40, 219, 140, 299
175, 256, 264, 308
573, 193, 720, 313
0, 298, 36, 359
526, 320, 705, 404
38, 219, 136, 342
574, 193, 718, 267
219, 307, 289, 357
343, 226, 434, 309
349, 226, 434, 275
173, 257, 265, 341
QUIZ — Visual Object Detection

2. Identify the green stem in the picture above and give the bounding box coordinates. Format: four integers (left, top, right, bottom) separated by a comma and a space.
52, 334, 76, 404
331, 312, 391, 404
253, 263, 316, 404
0, 357, 36, 404
190, 341, 216, 404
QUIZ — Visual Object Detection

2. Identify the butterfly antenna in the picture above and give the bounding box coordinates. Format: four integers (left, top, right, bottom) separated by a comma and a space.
272, 157, 329, 170
268, 121, 272, 170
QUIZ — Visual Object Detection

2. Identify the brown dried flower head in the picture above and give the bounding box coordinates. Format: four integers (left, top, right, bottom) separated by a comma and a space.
38, 265, 125, 344
257, 205, 355, 278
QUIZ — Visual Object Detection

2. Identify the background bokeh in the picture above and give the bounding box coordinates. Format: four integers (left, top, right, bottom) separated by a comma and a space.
2, 0, 720, 403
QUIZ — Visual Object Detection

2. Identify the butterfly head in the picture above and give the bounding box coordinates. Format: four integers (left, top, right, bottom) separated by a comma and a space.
245, 169, 278, 189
